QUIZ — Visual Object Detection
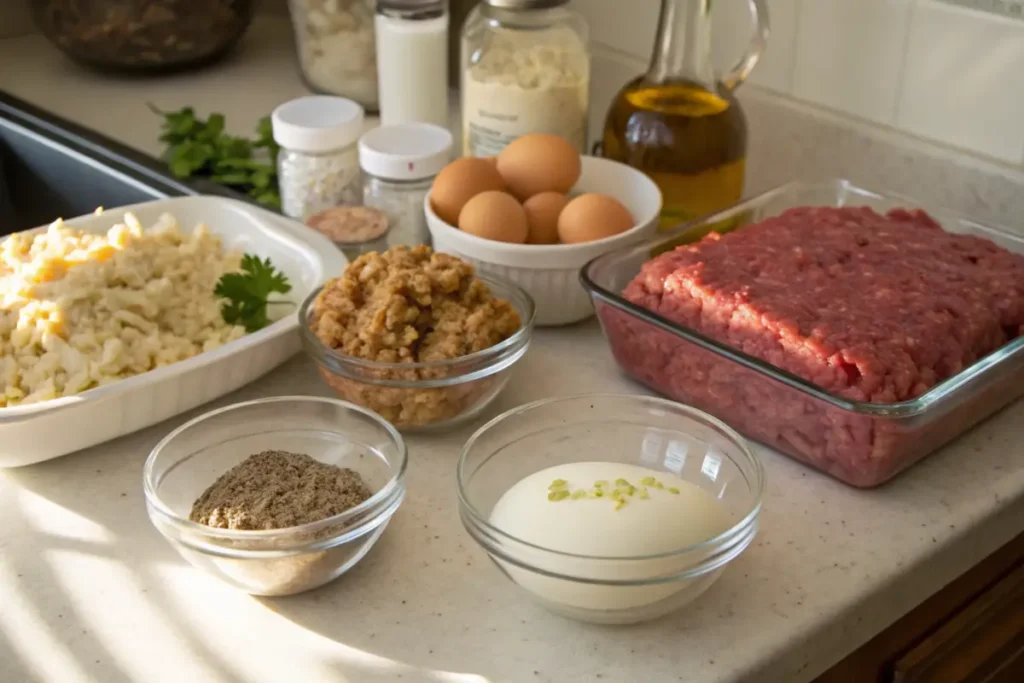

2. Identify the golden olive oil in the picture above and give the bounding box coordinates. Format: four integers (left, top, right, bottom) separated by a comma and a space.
603, 79, 747, 232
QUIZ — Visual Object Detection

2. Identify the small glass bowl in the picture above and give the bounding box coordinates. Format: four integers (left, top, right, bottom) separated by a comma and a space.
143, 396, 407, 597
298, 274, 536, 432
457, 394, 764, 625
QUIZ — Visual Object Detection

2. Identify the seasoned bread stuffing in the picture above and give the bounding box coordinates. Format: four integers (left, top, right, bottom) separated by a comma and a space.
310, 246, 522, 426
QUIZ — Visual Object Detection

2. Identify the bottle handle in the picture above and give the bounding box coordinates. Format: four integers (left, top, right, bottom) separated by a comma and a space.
721, 0, 770, 92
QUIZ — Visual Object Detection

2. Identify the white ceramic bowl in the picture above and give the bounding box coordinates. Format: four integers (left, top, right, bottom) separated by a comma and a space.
425, 156, 662, 326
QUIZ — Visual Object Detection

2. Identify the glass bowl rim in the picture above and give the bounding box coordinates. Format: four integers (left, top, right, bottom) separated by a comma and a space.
297, 272, 537, 376
456, 392, 765, 563
143, 395, 409, 545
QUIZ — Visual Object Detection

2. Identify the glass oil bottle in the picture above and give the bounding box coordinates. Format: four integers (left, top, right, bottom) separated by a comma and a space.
602, 0, 768, 234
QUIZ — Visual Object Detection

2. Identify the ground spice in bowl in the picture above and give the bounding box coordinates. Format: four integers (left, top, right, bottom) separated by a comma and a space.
190, 450, 372, 530
187, 450, 376, 596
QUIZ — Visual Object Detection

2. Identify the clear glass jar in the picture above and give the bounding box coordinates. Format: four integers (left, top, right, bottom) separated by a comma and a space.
460, 0, 590, 157
363, 175, 434, 247
278, 147, 362, 221
288, 0, 379, 111
272, 96, 365, 221
358, 122, 454, 248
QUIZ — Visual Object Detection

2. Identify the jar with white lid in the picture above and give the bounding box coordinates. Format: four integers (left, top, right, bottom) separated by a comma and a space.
359, 122, 454, 248
460, 0, 590, 157
272, 95, 365, 221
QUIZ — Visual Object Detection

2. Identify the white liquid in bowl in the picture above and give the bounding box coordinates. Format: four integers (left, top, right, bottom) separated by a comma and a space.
489, 462, 730, 612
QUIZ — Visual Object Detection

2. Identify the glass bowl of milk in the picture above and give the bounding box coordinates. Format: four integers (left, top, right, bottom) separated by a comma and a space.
457, 393, 764, 625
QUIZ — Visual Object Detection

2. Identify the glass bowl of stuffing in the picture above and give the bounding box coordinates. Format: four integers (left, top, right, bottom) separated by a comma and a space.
143, 395, 407, 596
298, 246, 536, 431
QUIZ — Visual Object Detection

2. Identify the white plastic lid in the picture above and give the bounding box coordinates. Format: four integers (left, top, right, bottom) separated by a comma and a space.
358, 123, 454, 181
271, 96, 365, 154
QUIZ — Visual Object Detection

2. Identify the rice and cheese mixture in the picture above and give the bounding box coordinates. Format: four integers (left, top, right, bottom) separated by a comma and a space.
0, 212, 246, 407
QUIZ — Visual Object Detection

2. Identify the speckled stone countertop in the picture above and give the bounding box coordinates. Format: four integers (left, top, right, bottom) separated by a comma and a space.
1, 16, 1023, 683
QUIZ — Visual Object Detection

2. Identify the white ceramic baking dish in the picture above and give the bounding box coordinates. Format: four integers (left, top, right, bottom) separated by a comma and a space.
0, 195, 346, 467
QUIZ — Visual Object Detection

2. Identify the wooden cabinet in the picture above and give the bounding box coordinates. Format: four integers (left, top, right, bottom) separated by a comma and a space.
814, 534, 1024, 683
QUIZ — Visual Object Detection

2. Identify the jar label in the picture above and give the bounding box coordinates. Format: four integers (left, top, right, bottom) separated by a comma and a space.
461, 82, 588, 157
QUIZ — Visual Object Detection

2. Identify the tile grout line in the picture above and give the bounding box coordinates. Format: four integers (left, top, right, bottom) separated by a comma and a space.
779, 0, 805, 95
890, 0, 920, 126
789, 0, 809, 97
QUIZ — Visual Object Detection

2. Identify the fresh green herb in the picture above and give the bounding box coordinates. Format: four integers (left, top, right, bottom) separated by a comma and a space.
214, 254, 292, 332
254, 115, 280, 165
150, 104, 281, 211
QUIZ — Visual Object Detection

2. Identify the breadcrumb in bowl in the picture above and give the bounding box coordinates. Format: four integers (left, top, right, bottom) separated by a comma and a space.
298, 246, 535, 431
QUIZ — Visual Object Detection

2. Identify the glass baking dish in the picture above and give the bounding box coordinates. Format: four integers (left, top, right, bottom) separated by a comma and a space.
580, 179, 1024, 488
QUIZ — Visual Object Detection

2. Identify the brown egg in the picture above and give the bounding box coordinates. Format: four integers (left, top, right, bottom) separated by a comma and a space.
522, 192, 568, 245
557, 193, 634, 244
496, 134, 581, 201
458, 191, 528, 244
430, 157, 506, 225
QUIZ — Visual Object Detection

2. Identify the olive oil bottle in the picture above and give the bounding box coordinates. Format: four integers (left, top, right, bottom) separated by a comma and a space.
603, 0, 768, 232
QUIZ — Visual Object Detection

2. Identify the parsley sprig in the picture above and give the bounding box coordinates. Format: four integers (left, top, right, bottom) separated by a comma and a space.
215, 254, 292, 332
149, 104, 281, 210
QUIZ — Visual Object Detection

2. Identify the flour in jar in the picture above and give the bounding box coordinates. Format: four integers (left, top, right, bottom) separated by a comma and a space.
461, 26, 590, 157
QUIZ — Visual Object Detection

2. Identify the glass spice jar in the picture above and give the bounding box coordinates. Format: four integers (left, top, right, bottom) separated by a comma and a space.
358, 122, 454, 248
271, 96, 365, 221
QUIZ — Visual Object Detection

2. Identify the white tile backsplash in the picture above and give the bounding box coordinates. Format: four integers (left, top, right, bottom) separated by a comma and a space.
577, 0, 1024, 166
712, 0, 801, 93
896, 1, 1024, 163
575, 0, 661, 61
580, 0, 799, 93
792, 0, 914, 124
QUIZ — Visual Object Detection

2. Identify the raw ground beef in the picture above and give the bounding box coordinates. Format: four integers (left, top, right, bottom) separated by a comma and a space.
605, 206, 1024, 487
